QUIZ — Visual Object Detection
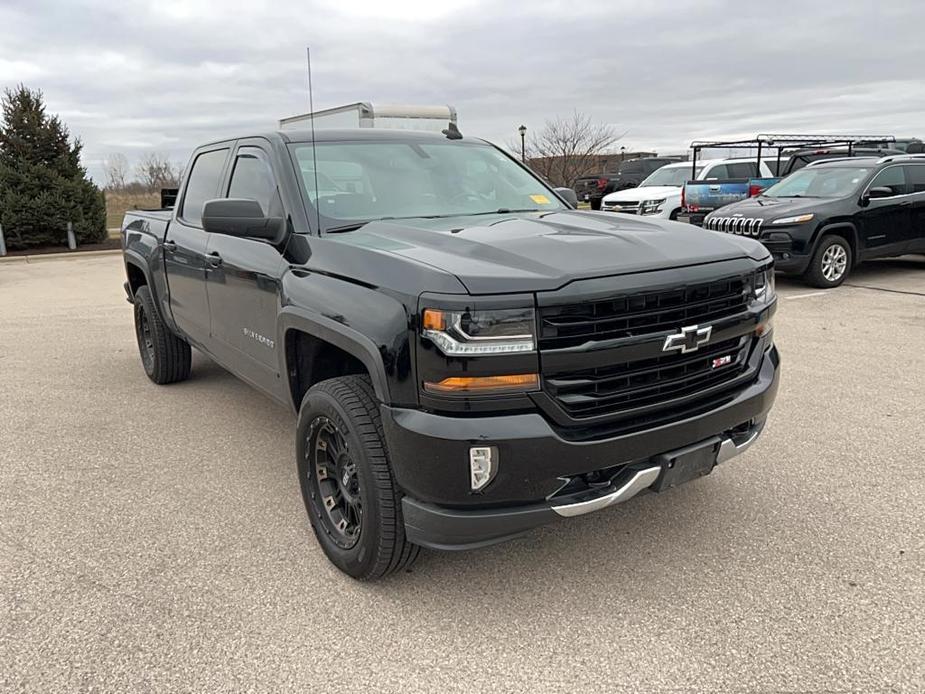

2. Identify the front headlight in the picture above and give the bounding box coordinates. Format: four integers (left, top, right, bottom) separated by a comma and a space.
640, 198, 666, 215
754, 266, 776, 303
422, 307, 536, 356
772, 213, 814, 225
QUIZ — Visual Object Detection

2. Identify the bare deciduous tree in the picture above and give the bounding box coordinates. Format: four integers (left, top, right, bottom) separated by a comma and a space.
511, 111, 624, 188
136, 152, 181, 192
103, 152, 129, 191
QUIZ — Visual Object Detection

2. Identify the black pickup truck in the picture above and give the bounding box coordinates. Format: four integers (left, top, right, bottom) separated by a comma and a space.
122, 129, 780, 580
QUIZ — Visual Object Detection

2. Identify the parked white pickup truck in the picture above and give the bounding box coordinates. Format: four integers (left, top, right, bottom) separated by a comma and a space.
601, 158, 775, 220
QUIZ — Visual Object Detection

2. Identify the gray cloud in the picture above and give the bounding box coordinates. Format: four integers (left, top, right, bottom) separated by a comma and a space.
1, 0, 923, 182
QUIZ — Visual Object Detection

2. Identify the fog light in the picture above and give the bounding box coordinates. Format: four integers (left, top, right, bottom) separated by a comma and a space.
469, 446, 497, 491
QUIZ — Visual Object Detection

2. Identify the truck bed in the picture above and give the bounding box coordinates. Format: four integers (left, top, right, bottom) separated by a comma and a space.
122, 209, 172, 243
125, 208, 172, 223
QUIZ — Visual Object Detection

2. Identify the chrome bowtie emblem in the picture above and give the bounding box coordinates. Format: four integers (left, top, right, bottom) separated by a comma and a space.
663, 324, 712, 354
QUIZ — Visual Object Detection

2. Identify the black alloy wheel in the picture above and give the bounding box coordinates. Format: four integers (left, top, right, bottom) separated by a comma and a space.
306, 416, 363, 549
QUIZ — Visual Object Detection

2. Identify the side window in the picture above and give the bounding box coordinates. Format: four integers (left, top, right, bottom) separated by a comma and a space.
180, 149, 228, 226
868, 166, 908, 196
903, 165, 925, 193
727, 162, 758, 178
704, 164, 728, 179
228, 148, 276, 214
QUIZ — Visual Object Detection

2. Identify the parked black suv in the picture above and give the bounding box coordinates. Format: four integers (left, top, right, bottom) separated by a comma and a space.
586, 158, 679, 210
782, 146, 906, 175
122, 129, 779, 580
703, 155, 925, 287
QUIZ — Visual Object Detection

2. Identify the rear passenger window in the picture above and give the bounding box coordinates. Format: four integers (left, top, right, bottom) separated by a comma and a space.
868, 167, 907, 196
727, 162, 758, 178
903, 165, 925, 193
704, 165, 728, 179
228, 148, 276, 215
180, 149, 228, 226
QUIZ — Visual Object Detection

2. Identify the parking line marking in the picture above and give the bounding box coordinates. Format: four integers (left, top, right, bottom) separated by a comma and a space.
785, 291, 829, 300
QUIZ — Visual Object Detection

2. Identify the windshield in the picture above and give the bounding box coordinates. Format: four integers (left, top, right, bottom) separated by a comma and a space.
763, 167, 872, 198
291, 140, 565, 230
639, 166, 702, 187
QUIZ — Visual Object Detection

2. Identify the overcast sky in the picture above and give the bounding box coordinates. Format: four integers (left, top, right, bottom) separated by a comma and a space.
1, 0, 923, 182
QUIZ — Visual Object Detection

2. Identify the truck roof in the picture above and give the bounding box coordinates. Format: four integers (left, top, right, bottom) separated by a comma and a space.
195, 129, 482, 149
662, 156, 766, 169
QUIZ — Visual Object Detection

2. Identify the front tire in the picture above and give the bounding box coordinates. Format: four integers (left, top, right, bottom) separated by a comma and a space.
133, 285, 191, 384
296, 375, 419, 580
804, 235, 852, 288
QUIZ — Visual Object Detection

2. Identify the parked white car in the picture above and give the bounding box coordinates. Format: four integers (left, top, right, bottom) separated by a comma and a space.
601, 158, 775, 220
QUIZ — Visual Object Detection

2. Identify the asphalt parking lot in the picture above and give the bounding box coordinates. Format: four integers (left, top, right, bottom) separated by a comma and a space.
1, 253, 923, 692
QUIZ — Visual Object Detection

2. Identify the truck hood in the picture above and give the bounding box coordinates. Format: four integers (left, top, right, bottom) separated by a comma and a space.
331, 211, 769, 294
711, 195, 838, 221
603, 186, 681, 203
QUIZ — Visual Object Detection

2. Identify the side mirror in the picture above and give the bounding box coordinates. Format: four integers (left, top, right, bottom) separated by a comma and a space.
867, 186, 894, 199
554, 187, 578, 208
201, 198, 284, 241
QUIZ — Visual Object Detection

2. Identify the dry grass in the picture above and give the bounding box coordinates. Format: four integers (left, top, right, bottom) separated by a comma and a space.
105, 191, 160, 231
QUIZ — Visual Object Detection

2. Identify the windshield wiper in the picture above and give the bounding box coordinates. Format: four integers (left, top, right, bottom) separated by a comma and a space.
467, 208, 543, 216
325, 215, 433, 233
326, 222, 371, 234
325, 209, 544, 233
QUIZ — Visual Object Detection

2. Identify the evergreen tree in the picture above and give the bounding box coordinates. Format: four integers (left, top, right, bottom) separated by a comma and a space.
0, 84, 106, 249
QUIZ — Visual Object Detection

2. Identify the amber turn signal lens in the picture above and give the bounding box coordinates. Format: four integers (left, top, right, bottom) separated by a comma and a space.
755, 321, 771, 337
424, 373, 539, 394
422, 309, 446, 331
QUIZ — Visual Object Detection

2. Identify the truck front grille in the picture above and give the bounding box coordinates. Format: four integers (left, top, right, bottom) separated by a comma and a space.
544, 336, 750, 419
538, 274, 750, 350
537, 271, 758, 427
602, 201, 639, 213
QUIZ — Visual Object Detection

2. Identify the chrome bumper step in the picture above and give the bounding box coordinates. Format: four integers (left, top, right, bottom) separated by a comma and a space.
550, 424, 763, 518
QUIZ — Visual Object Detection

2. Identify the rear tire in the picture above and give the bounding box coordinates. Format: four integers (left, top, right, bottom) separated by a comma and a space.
296, 375, 419, 580
804, 235, 852, 288
133, 285, 191, 384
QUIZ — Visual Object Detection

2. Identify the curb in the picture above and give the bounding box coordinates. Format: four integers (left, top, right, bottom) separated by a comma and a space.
0, 249, 122, 264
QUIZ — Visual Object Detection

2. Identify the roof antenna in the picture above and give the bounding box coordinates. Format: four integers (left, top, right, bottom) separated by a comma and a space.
306, 46, 322, 234
442, 121, 463, 140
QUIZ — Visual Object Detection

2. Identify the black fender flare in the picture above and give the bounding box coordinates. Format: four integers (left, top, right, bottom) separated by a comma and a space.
123, 249, 153, 293
810, 222, 859, 264
277, 306, 390, 408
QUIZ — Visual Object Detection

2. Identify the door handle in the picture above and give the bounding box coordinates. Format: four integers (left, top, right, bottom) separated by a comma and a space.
163, 240, 178, 253
899, 200, 913, 207
206, 252, 223, 267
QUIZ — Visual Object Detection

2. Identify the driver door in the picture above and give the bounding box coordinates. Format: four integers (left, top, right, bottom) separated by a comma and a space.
205, 141, 288, 397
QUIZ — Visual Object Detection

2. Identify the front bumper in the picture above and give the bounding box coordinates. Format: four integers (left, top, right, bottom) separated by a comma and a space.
770, 251, 812, 274
384, 345, 780, 550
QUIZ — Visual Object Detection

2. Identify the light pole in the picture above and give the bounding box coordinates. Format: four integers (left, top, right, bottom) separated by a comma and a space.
518, 124, 527, 163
